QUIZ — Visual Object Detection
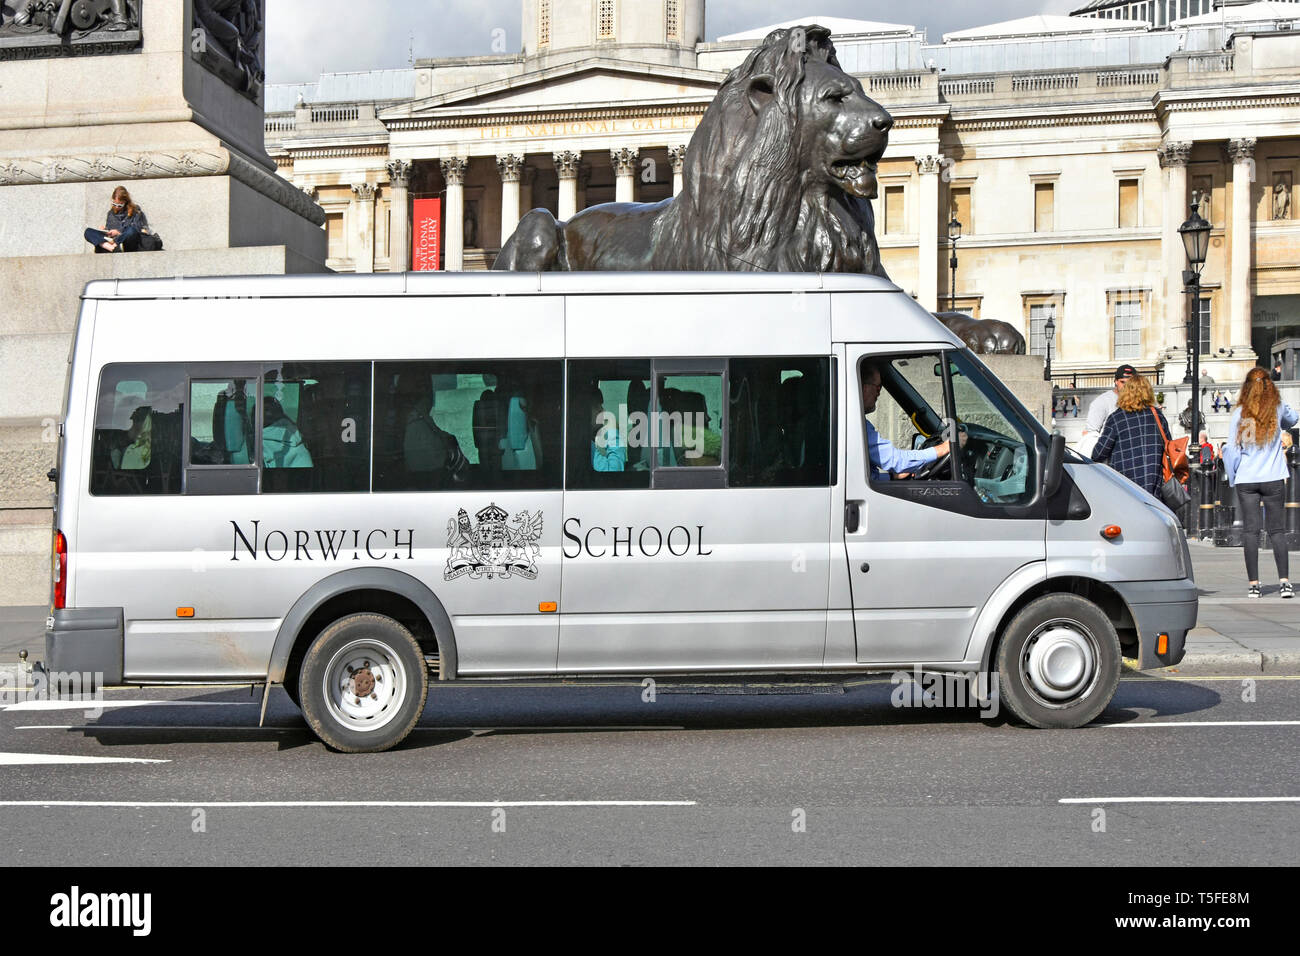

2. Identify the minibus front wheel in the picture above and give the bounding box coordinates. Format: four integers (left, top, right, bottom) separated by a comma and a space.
994, 594, 1121, 729
299, 613, 429, 753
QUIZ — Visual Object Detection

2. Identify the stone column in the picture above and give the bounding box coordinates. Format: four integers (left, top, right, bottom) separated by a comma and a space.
497, 154, 523, 245
577, 164, 592, 211
554, 150, 580, 221
386, 159, 412, 272
520, 165, 537, 215
1158, 142, 1193, 355
669, 145, 687, 196
350, 182, 376, 274
440, 156, 468, 272
611, 147, 639, 203
1227, 138, 1257, 352
916, 154, 943, 313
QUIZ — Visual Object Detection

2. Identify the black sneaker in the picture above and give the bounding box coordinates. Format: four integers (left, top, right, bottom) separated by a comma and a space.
1249, 583, 1262, 598
1282, 581, 1294, 600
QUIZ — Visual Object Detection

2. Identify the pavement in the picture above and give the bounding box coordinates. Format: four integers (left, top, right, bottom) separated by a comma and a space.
2, 543, 1297, 683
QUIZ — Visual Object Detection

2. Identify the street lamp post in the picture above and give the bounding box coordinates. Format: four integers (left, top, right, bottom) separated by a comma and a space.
948, 217, 962, 313
1179, 197, 1212, 459
1044, 315, 1055, 382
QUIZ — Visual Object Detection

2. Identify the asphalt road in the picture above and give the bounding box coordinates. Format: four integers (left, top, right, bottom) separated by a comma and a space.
1, 673, 1297, 866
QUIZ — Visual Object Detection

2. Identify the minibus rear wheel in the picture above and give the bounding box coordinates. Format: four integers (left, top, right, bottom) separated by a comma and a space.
298, 613, 428, 753
994, 594, 1121, 729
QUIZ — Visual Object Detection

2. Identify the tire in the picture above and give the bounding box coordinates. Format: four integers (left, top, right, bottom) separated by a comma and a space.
994, 593, 1121, 729
298, 613, 428, 752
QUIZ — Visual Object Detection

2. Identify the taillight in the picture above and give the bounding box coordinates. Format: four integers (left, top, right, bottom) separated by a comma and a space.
52, 530, 67, 610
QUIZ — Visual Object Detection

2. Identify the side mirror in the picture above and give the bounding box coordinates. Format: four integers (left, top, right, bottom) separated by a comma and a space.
1042, 432, 1066, 499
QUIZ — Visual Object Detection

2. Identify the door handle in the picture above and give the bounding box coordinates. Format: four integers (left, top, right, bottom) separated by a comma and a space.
845, 500, 863, 534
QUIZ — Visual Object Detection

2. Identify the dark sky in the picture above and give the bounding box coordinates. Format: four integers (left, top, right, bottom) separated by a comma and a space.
267, 0, 1078, 84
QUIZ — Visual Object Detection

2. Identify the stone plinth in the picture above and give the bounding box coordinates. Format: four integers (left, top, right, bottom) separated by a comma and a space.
981, 353, 1053, 428
0, 2, 328, 606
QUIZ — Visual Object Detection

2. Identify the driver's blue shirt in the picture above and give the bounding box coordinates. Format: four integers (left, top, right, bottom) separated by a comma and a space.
866, 419, 937, 480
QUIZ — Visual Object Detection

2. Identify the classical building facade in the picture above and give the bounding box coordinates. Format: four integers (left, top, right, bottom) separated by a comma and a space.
265, 0, 1300, 383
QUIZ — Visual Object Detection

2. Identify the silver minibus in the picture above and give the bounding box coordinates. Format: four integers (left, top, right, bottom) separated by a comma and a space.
45, 272, 1197, 751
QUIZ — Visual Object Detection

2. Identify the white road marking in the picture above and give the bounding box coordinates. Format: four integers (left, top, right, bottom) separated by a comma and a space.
0, 799, 695, 808
0, 753, 169, 766
1060, 796, 1300, 804
1103, 720, 1300, 728
1, 700, 255, 712
14, 726, 74, 730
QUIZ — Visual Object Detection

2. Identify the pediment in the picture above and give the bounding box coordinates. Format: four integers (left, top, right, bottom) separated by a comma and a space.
382, 59, 722, 119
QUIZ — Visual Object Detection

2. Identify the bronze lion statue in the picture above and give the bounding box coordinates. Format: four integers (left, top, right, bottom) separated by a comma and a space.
934, 312, 1026, 355
494, 24, 892, 273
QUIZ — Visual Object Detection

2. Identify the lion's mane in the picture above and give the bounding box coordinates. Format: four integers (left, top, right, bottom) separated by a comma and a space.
655, 25, 888, 276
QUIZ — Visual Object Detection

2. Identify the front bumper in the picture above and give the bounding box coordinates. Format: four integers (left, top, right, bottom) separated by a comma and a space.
1112, 577, 1198, 669
45, 607, 124, 685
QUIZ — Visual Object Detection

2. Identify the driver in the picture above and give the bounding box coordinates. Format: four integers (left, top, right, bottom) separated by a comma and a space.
862, 362, 951, 480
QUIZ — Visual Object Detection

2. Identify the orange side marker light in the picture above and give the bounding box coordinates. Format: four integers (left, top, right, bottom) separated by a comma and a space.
176, 607, 195, 618
538, 602, 557, 613
1101, 525, 1122, 540
1157, 633, 1169, 656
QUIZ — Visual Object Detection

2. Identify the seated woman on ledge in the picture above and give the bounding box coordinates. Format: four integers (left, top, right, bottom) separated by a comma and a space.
84, 185, 150, 253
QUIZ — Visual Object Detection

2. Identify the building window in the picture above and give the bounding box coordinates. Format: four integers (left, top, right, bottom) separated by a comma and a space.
1197, 297, 1212, 355
1028, 302, 1058, 358
1034, 182, 1054, 232
1118, 178, 1140, 229
950, 186, 972, 235
539, 0, 551, 46
598, 0, 615, 39
326, 212, 345, 260
884, 185, 905, 235
1113, 296, 1142, 361
665, 0, 678, 40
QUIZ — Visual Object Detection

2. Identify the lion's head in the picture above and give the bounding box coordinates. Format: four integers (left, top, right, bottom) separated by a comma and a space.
664, 25, 893, 274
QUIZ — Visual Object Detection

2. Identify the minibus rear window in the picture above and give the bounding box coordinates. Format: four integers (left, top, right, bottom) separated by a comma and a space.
90, 364, 185, 496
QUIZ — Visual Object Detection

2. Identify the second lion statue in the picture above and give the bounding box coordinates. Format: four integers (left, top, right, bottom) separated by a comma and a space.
494, 24, 893, 274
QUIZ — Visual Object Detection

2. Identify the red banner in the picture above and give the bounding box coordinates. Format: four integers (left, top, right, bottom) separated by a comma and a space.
412, 198, 442, 271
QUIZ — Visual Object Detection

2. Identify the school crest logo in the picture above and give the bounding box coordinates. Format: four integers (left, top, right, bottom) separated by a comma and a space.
445, 503, 544, 581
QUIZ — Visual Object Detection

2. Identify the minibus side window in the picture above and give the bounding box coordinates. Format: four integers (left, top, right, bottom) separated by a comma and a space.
863, 353, 955, 482
728, 357, 832, 487
566, 360, 653, 490
90, 364, 185, 496
946, 350, 1037, 506
261, 362, 371, 494
190, 379, 256, 466
656, 374, 723, 467
373, 360, 563, 492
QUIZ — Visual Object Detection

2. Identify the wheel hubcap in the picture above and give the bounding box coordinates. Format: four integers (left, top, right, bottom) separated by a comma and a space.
323, 640, 406, 732
1023, 623, 1096, 703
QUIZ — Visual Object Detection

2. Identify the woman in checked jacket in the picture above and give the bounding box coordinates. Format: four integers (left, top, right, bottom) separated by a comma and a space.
1090, 373, 1169, 498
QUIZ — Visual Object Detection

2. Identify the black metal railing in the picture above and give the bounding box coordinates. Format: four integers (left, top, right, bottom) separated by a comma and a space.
1050, 367, 1165, 390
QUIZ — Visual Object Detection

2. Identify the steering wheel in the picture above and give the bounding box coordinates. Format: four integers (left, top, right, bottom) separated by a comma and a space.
896, 432, 949, 480
908, 448, 951, 480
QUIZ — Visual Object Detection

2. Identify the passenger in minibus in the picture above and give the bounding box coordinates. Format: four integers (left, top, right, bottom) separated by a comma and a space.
111, 405, 153, 470
262, 396, 313, 468
861, 361, 952, 480
401, 381, 468, 486
587, 385, 626, 472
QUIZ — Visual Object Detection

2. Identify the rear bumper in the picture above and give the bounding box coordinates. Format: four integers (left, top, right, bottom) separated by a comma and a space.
45, 607, 124, 685
1112, 578, 1199, 669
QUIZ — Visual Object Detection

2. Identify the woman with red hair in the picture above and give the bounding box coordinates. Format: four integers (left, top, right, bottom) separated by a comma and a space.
1223, 367, 1299, 598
